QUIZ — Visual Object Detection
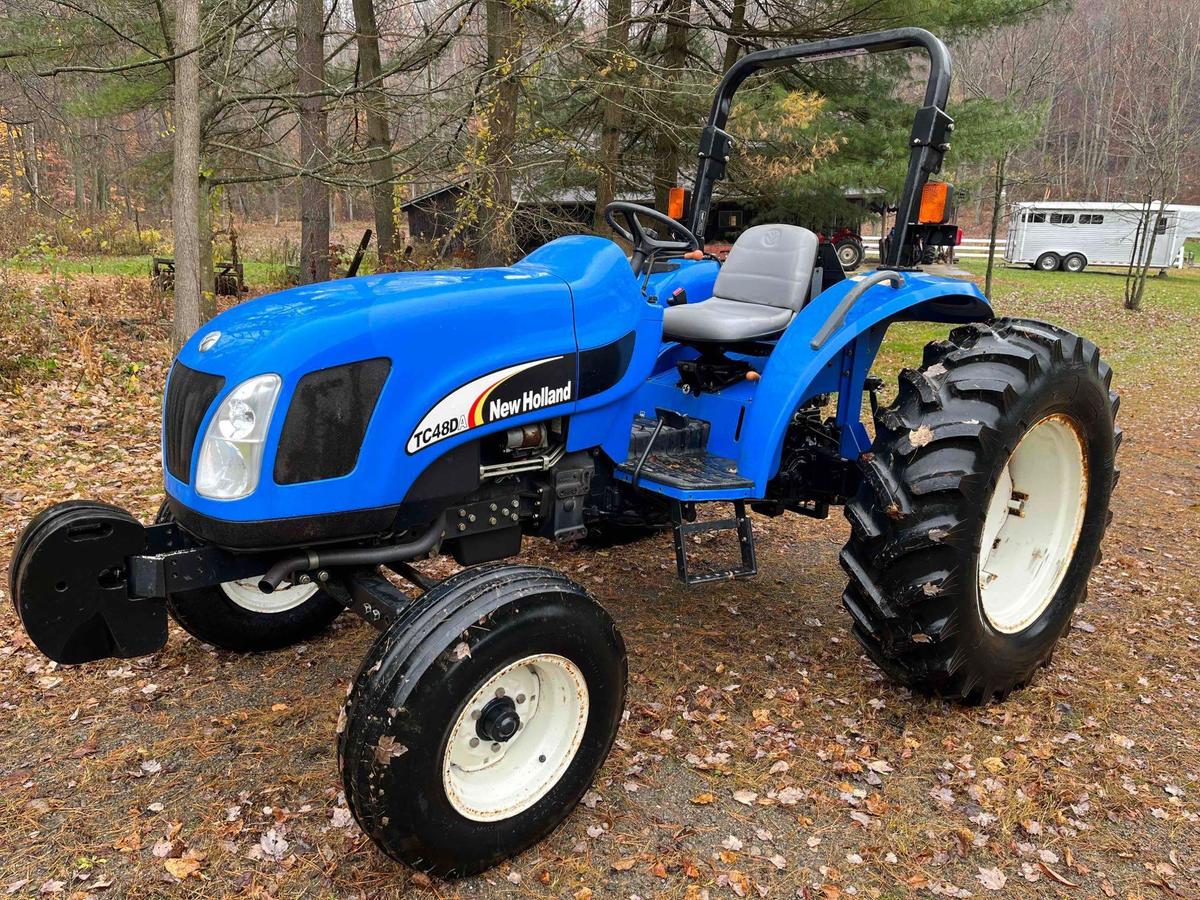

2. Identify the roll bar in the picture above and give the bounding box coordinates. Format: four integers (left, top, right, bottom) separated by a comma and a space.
686, 27, 955, 269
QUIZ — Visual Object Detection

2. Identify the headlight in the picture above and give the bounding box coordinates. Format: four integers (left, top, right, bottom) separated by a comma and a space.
196, 374, 282, 500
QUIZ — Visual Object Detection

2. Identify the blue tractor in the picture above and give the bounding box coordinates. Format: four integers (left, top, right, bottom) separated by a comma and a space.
10, 29, 1119, 877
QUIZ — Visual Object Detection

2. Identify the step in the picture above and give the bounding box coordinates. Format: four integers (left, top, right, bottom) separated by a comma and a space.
619, 414, 752, 492
618, 450, 753, 491
670, 500, 758, 585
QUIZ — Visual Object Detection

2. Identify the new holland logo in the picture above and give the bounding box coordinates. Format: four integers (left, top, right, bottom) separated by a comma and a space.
406, 355, 575, 454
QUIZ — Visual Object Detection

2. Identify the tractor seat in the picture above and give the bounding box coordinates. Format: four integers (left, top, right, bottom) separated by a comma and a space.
663, 224, 818, 343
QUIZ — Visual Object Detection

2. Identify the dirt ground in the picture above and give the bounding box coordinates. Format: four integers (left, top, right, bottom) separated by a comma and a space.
1, 260, 1198, 899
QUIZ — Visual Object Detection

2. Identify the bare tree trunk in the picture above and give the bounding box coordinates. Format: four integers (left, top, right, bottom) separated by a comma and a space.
5, 127, 20, 214
985, 153, 1006, 299
1125, 199, 1163, 311
199, 173, 216, 309
475, 0, 521, 267
351, 0, 396, 265
722, 0, 746, 72
172, 0, 203, 348
20, 124, 40, 212
593, 0, 630, 234
298, 0, 330, 283
653, 0, 690, 212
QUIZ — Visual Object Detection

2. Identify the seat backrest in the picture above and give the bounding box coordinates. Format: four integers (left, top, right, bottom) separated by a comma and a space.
713, 224, 819, 312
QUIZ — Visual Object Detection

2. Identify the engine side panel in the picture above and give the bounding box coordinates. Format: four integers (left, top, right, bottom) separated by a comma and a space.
166, 264, 580, 526
165, 237, 663, 537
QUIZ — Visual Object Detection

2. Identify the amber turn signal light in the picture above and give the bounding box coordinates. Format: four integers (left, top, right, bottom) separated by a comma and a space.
668, 186, 686, 220
918, 182, 954, 225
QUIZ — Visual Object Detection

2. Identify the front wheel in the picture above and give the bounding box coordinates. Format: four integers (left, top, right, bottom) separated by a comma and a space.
165, 579, 343, 652
339, 564, 626, 877
155, 503, 343, 651
841, 319, 1119, 704
1035, 252, 1061, 271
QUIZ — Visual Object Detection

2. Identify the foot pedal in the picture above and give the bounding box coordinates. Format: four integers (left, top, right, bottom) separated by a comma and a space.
671, 500, 757, 586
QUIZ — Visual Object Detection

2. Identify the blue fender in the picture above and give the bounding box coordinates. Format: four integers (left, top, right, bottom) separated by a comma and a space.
735, 270, 991, 490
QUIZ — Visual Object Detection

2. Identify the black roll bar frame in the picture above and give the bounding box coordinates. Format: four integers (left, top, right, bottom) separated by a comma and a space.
686, 27, 955, 269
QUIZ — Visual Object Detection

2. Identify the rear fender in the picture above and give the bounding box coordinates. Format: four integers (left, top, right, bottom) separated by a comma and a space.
736, 271, 991, 490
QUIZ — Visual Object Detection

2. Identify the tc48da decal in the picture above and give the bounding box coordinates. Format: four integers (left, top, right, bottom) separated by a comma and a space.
406, 355, 574, 454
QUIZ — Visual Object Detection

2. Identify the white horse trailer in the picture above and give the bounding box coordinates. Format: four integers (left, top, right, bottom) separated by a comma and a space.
1006, 201, 1200, 272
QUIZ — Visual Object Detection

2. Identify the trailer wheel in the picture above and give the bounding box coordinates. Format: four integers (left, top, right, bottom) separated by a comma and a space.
835, 239, 864, 271
841, 319, 1119, 704
1063, 253, 1087, 273
154, 503, 342, 652
1035, 252, 1061, 272
338, 564, 626, 877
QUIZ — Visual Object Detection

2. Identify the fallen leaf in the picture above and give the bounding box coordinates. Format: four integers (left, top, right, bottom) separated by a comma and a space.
164, 857, 201, 879
690, 792, 715, 805
375, 735, 408, 765
259, 829, 289, 860
977, 867, 1007, 890
1039, 862, 1079, 887
909, 425, 934, 447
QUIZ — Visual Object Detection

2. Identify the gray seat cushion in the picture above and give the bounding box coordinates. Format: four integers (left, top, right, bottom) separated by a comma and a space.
662, 298, 794, 343
662, 224, 819, 343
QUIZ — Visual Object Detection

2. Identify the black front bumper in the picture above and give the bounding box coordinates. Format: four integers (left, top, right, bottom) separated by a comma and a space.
165, 497, 403, 551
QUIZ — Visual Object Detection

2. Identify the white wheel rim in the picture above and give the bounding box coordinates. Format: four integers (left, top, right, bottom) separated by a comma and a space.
220, 578, 319, 614
978, 414, 1088, 633
443, 653, 589, 822
838, 245, 857, 265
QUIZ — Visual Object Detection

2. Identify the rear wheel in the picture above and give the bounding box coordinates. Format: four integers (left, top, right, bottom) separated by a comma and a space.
835, 239, 864, 271
841, 319, 1119, 703
1063, 252, 1087, 273
1035, 252, 1061, 271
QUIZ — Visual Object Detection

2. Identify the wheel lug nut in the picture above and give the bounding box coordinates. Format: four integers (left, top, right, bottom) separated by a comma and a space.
516, 693, 526, 704
495, 687, 505, 698
491, 742, 501, 752
469, 737, 479, 748
471, 709, 481, 720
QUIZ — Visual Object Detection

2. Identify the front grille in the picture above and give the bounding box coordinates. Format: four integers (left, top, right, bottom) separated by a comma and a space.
164, 362, 226, 483
274, 358, 391, 485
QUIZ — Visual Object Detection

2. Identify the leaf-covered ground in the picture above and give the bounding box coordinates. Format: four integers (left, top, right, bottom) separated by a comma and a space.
1, 259, 1198, 899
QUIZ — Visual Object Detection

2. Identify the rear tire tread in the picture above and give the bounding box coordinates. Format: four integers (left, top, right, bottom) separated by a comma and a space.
841, 318, 1119, 703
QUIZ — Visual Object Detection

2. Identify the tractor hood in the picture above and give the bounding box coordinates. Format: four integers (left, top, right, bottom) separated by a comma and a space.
163, 236, 661, 544
177, 265, 572, 374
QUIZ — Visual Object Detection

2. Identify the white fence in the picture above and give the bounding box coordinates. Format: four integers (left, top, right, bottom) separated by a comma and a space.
860, 235, 1004, 261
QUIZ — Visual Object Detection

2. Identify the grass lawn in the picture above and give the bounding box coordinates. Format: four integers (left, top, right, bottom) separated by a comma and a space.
2, 253, 287, 285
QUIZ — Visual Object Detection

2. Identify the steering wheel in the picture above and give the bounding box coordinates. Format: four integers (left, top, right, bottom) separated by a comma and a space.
603, 201, 701, 275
